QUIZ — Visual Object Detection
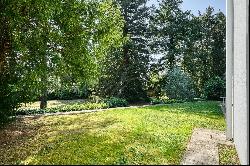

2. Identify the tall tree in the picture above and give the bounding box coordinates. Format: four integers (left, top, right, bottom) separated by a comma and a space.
152, 0, 191, 70
0, 0, 124, 112
98, 0, 151, 102
182, 7, 226, 94
0, 0, 21, 123
152, 2, 226, 97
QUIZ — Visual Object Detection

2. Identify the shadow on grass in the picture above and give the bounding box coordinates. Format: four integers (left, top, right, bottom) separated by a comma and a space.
0, 116, 45, 164
27, 124, 186, 165
0, 115, 118, 165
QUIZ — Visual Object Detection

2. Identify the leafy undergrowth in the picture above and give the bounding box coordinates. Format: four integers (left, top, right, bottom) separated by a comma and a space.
19, 99, 87, 109
218, 144, 240, 165
16, 102, 109, 115
16, 97, 129, 116
0, 101, 225, 165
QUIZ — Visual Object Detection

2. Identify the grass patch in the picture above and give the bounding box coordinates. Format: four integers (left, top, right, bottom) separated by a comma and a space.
0, 101, 225, 165
218, 144, 240, 165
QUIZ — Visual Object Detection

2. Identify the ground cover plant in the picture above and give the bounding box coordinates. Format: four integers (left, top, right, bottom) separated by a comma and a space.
218, 144, 240, 165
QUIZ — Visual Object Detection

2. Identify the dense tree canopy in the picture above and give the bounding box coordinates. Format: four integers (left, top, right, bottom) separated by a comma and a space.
182, 7, 226, 95
0, 0, 123, 121
151, 0, 226, 97
1, 0, 226, 124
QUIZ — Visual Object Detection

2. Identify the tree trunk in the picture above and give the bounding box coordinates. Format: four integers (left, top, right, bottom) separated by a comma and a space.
40, 90, 47, 109
39, 26, 49, 109
39, 52, 48, 109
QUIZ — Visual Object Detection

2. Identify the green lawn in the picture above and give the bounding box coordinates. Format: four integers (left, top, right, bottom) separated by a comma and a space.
0, 101, 225, 165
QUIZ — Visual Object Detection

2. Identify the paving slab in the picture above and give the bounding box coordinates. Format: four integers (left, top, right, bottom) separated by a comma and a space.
181, 128, 233, 165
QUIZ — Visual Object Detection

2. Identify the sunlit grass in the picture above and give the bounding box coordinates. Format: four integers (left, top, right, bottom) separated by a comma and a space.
218, 144, 240, 165
0, 101, 225, 165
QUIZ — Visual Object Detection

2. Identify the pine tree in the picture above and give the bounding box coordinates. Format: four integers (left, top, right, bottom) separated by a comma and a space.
98, 0, 151, 102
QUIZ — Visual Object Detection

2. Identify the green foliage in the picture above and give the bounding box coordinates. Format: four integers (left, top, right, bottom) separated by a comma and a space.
203, 76, 225, 100
47, 85, 90, 100
97, 0, 151, 102
162, 67, 196, 100
152, 1, 226, 98
147, 68, 163, 98
150, 97, 184, 105
0, 1, 21, 124
1, 0, 227, 121
88, 94, 103, 103
151, 0, 191, 69
0, 57, 19, 124
16, 102, 109, 115
1, 0, 124, 113
16, 97, 128, 115
0, 77, 20, 124
104, 97, 128, 108
182, 8, 226, 94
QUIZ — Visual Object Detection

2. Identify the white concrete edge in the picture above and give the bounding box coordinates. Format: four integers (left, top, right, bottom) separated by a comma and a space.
226, 0, 234, 140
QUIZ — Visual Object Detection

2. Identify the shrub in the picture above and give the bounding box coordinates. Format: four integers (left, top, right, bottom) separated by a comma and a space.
16, 102, 109, 115
150, 97, 184, 105
47, 85, 91, 100
104, 97, 128, 108
15, 97, 129, 116
57, 88, 82, 100
150, 97, 163, 105
88, 95, 103, 103
162, 67, 196, 100
203, 76, 226, 100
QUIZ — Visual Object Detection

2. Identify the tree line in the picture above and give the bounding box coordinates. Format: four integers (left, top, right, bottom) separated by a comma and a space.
0, 0, 225, 123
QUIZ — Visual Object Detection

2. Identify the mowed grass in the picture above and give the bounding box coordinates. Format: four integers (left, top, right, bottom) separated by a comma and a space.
0, 101, 225, 165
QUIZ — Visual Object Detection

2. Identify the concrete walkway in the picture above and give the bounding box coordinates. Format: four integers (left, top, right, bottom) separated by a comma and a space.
181, 128, 233, 165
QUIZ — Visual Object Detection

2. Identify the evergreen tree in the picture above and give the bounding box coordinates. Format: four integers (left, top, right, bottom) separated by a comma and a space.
182, 7, 226, 94
98, 0, 151, 102
152, 0, 191, 70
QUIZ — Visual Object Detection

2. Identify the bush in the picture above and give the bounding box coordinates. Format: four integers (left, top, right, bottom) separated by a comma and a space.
150, 97, 184, 105
104, 97, 128, 108
150, 97, 163, 105
203, 76, 225, 100
47, 86, 91, 100
15, 97, 129, 116
88, 95, 103, 103
162, 67, 196, 100
16, 102, 109, 115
